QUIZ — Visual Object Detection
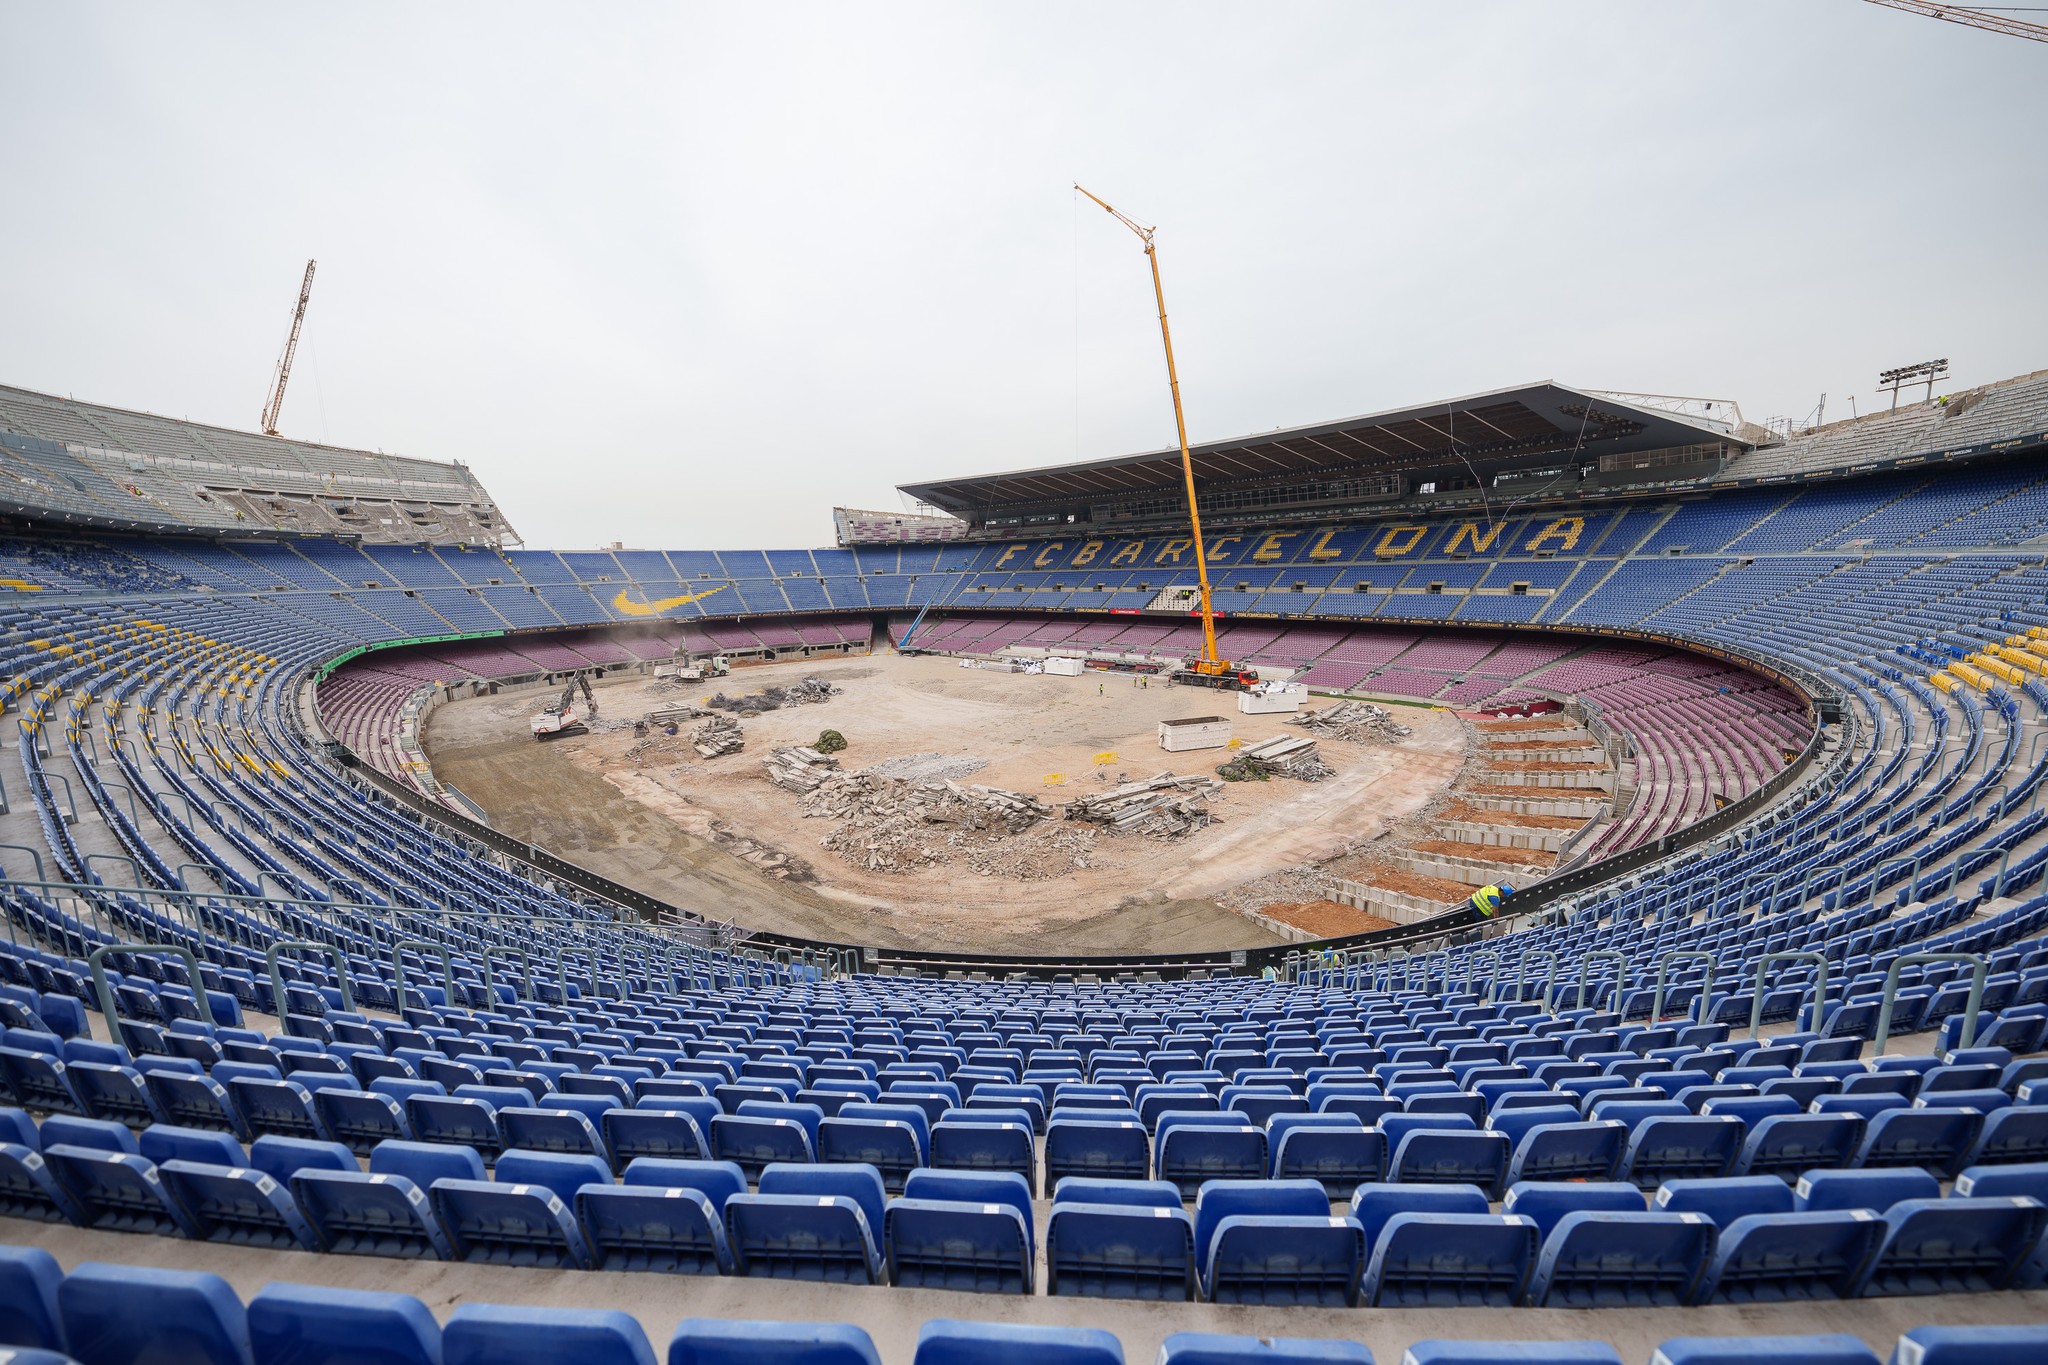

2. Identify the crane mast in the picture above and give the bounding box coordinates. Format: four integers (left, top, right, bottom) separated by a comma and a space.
1859, 0, 2048, 41
261, 259, 317, 437
1073, 185, 1231, 678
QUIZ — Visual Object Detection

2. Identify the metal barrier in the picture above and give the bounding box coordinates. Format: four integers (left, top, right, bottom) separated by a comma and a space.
1873, 952, 1987, 1056
482, 948, 532, 1004
1497, 949, 1559, 1006
265, 939, 355, 1017
392, 939, 457, 1012
88, 942, 208, 1042
1651, 950, 1715, 1026
1748, 950, 1830, 1039
1575, 950, 1630, 1010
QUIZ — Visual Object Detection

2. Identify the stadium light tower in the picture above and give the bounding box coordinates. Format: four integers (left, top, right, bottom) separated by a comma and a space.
1073, 185, 1232, 681
1879, 358, 1949, 412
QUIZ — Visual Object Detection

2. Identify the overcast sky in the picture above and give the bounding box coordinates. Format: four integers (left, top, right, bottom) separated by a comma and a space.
0, 3, 2042, 550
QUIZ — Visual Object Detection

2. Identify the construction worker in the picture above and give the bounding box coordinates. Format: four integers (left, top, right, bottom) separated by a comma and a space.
1470, 882, 1515, 918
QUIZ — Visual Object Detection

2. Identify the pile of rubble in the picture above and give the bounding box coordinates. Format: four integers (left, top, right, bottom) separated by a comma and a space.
800, 773, 1052, 836
797, 771, 1055, 873
710, 677, 839, 716
692, 715, 745, 759
1218, 734, 1333, 782
1065, 772, 1225, 838
764, 745, 840, 792
1288, 700, 1413, 744
861, 751, 989, 782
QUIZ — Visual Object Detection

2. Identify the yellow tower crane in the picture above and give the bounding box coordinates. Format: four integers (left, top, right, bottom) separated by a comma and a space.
260, 259, 317, 437
1859, 0, 2048, 42
1074, 185, 1237, 683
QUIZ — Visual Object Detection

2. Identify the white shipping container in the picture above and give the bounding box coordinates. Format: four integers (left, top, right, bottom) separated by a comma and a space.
1237, 683, 1307, 714
1043, 656, 1085, 676
1158, 715, 1233, 752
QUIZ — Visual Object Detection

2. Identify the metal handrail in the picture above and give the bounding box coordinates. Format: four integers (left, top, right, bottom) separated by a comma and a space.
1652, 949, 1716, 1026
1748, 950, 1830, 1039
265, 938, 355, 1016
88, 941, 208, 1041
392, 939, 456, 1012
1874, 952, 1987, 1056
1498, 949, 1560, 1006
482, 948, 532, 1004
1575, 950, 1630, 1011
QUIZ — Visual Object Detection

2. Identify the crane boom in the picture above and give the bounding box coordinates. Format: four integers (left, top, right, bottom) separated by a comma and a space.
260, 259, 317, 436
1074, 185, 1229, 677
1859, 0, 2048, 41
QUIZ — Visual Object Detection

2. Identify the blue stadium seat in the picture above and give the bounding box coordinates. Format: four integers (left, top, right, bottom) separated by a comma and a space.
0, 1048, 82, 1115
761, 1161, 889, 1242
158, 1159, 321, 1249
1205, 1212, 1363, 1307
139, 1124, 244, 1168
371, 1138, 487, 1187
1269, 1118, 1383, 1196
246, 1283, 441, 1365
669, 1318, 882, 1365
1156, 1120, 1267, 1195
603, 1109, 707, 1172
621, 1157, 748, 1210
228, 1078, 330, 1142
1795, 1167, 1940, 1214
145, 1071, 249, 1139
1403, 1344, 1620, 1365
1504, 1118, 1627, 1184
249, 1135, 356, 1184
1363, 1211, 1538, 1307
1156, 1333, 1372, 1365
577, 1184, 733, 1274
1349, 1182, 1492, 1251
1388, 1128, 1510, 1196
1501, 1182, 1646, 1240
1857, 1107, 1984, 1177
41, 1144, 198, 1236
492, 1148, 609, 1208
430, 1177, 592, 1269
290, 1169, 453, 1260
1852, 1196, 2048, 1296
1046, 1118, 1149, 1186
1733, 1114, 1864, 1182
1652, 1176, 1795, 1228
444, 1303, 656, 1365
68, 1061, 162, 1127
0, 1244, 65, 1353
1526, 1210, 1717, 1306
405, 1096, 501, 1161
1046, 1199, 1196, 1299
40, 1115, 135, 1155
1618, 1116, 1743, 1187
709, 1114, 814, 1176
931, 1118, 1035, 1191
58, 1262, 251, 1365
1693, 1210, 1885, 1304
0, 1142, 82, 1222
1650, 1337, 1878, 1365
912, 1319, 1121, 1365
726, 1192, 882, 1284
1970, 1106, 2048, 1166
1886, 1326, 2048, 1365
885, 1196, 1032, 1293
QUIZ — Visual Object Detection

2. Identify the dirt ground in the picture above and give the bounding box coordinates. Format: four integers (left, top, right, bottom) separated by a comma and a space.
424, 654, 1468, 953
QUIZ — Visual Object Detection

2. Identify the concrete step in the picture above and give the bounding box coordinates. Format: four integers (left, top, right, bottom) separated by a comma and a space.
1336, 879, 1451, 925
1441, 819, 1575, 854
1386, 846, 1549, 884
1478, 765, 1617, 792
1463, 791, 1608, 819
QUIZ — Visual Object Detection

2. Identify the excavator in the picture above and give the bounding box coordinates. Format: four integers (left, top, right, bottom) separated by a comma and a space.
531, 671, 597, 740
1076, 186, 1253, 692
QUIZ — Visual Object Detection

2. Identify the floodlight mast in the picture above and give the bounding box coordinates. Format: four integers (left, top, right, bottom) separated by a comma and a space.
1073, 185, 1230, 678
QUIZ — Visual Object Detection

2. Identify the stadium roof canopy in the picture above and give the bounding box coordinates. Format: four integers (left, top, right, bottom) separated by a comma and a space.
900, 381, 1743, 519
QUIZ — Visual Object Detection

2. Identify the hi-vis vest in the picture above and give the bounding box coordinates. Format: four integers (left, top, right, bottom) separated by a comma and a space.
1471, 884, 1504, 917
